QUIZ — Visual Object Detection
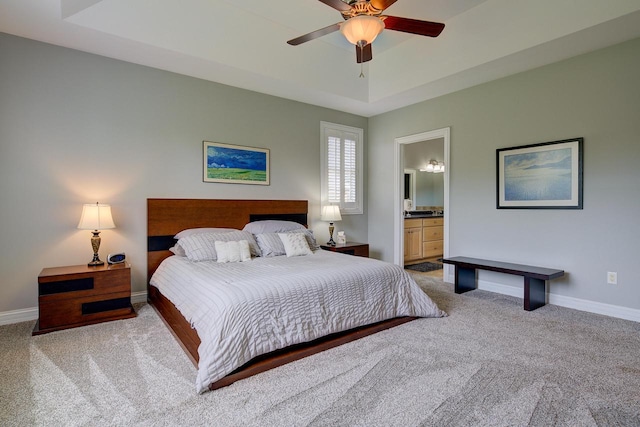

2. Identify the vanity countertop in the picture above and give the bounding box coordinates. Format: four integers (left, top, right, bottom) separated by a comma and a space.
404, 212, 443, 218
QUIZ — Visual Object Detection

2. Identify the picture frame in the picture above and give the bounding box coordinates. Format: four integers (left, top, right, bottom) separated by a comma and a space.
203, 141, 270, 185
497, 138, 583, 209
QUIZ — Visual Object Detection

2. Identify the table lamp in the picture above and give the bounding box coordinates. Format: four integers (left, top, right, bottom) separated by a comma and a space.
77, 202, 116, 266
321, 205, 342, 246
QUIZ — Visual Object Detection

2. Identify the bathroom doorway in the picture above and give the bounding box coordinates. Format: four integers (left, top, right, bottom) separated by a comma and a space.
393, 128, 451, 281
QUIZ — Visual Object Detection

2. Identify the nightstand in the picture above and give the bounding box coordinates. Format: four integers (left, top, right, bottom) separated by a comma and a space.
320, 242, 369, 258
33, 263, 136, 335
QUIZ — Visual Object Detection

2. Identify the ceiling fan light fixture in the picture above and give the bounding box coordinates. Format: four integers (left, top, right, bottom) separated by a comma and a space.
340, 15, 384, 46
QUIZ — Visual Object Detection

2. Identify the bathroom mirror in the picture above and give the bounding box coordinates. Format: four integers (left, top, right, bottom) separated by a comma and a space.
404, 169, 416, 208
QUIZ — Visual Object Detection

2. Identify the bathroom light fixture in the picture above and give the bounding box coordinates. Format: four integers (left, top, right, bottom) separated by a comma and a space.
420, 160, 445, 173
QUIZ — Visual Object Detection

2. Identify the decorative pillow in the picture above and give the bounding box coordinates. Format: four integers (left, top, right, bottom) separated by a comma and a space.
243, 220, 305, 235
278, 233, 312, 257
255, 230, 319, 257
255, 233, 285, 257
174, 227, 238, 239
177, 230, 261, 261
215, 240, 251, 263
302, 229, 320, 250
169, 245, 186, 257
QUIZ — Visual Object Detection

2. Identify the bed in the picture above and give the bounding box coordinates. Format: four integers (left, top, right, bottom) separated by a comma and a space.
147, 198, 445, 393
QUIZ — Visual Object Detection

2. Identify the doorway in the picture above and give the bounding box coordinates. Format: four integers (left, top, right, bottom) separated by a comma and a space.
393, 128, 451, 281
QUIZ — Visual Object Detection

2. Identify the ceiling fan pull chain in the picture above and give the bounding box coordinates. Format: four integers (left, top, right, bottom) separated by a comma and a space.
359, 43, 365, 78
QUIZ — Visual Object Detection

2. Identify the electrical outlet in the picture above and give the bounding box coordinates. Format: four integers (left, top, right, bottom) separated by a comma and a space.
607, 272, 617, 285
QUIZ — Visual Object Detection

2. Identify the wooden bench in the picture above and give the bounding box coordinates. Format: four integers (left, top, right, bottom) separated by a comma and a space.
441, 256, 564, 311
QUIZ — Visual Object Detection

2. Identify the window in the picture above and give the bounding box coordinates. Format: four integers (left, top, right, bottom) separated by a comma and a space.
321, 121, 363, 215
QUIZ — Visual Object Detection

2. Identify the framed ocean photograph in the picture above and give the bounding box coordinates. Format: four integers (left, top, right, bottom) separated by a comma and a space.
497, 138, 583, 209
203, 141, 270, 185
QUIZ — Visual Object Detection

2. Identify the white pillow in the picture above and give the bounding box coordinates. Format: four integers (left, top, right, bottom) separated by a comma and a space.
169, 245, 186, 257
243, 220, 305, 234
278, 233, 312, 257
215, 240, 251, 263
177, 230, 261, 261
255, 230, 319, 257
174, 227, 238, 239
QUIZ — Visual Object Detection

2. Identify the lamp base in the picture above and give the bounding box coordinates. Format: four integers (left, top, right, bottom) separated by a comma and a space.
327, 222, 336, 246
88, 230, 104, 267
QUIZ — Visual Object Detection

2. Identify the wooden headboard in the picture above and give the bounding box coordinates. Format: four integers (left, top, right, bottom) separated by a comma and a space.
147, 198, 308, 284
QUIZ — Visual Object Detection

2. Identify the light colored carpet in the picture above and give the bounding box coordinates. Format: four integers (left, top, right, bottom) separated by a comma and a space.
2, 275, 640, 426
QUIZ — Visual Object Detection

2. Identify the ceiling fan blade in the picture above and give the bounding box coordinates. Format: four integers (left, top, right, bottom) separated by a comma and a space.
382, 16, 445, 37
370, 0, 398, 11
287, 23, 342, 46
356, 43, 373, 63
319, 0, 353, 12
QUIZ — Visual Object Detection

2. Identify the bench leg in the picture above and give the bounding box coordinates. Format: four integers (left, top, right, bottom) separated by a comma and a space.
524, 277, 546, 311
455, 267, 476, 294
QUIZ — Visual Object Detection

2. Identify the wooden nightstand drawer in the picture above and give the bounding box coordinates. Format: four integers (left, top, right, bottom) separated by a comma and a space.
38, 277, 94, 295
38, 268, 130, 302
320, 242, 369, 258
38, 291, 133, 330
33, 263, 135, 335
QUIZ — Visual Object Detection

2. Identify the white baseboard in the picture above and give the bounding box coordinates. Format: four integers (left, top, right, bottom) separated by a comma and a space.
445, 272, 639, 322
0, 291, 149, 326
477, 278, 640, 323
477, 279, 527, 299
0, 307, 38, 326
547, 292, 640, 323
131, 291, 148, 304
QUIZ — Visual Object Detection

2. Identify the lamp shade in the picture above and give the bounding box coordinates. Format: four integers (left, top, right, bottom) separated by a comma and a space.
321, 205, 342, 222
340, 15, 384, 45
77, 203, 116, 230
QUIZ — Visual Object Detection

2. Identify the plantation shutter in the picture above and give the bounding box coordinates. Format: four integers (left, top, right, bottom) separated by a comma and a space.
327, 136, 341, 203
343, 138, 356, 203
321, 122, 363, 215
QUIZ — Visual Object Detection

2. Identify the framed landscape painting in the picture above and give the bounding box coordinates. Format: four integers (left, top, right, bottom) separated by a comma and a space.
497, 138, 583, 209
203, 141, 270, 185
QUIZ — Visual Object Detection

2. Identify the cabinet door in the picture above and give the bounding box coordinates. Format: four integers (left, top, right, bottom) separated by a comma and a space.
404, 228, 422, 262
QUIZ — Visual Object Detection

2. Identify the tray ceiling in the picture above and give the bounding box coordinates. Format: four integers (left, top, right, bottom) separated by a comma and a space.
2, 0, 640, 116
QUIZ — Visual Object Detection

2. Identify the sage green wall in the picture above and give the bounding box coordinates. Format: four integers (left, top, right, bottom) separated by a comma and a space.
368, 37, 640, 311
0, 33, 367, 313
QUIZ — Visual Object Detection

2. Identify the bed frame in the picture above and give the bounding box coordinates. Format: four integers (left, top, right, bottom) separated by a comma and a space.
147, 198, 416, 391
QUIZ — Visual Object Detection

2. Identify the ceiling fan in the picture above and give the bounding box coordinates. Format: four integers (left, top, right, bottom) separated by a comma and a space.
287, 0, 445, 65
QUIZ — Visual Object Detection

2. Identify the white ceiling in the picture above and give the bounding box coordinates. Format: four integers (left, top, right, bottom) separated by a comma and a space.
2, 0, 640, 117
